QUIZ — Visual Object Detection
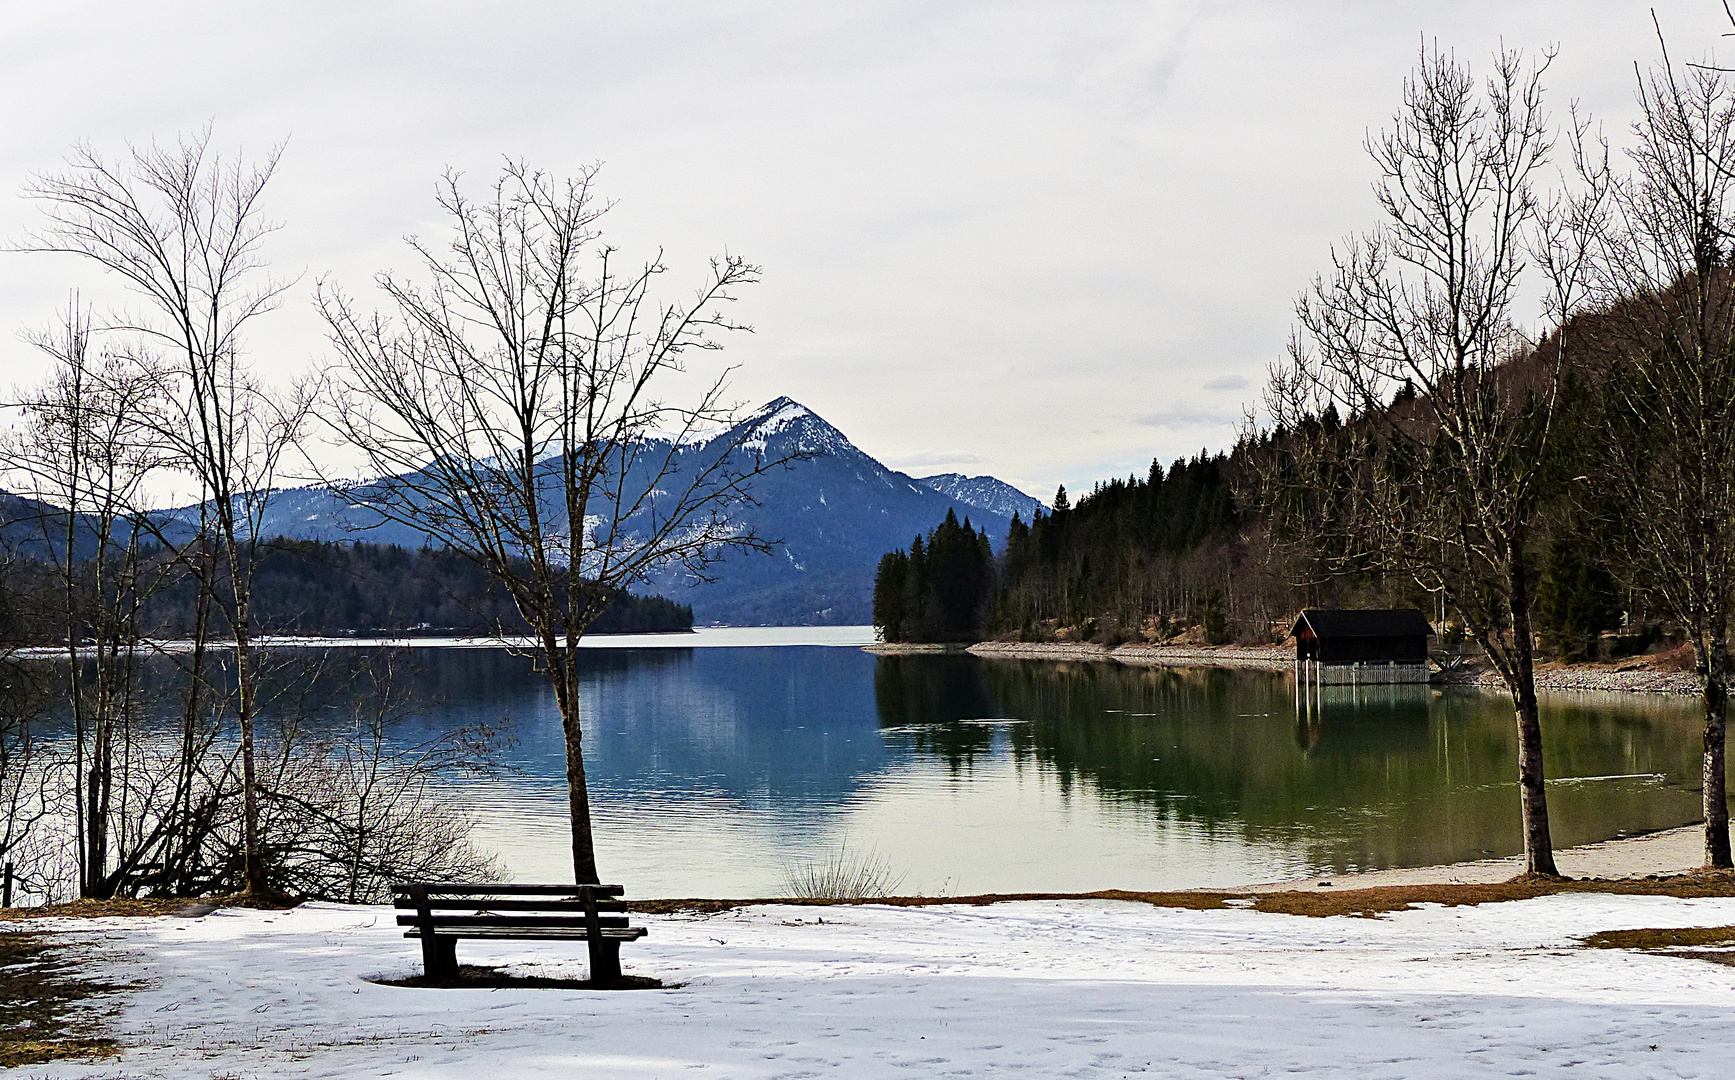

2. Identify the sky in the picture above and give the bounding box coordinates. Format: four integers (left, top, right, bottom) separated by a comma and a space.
0, 0, 1729, 503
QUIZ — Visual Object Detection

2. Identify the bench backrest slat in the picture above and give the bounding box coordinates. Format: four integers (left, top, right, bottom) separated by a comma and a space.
390, 896, 628, 913
391, 883, 624, 897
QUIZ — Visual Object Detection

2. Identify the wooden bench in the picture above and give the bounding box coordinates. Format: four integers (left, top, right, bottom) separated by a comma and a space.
391, 882, 647, 982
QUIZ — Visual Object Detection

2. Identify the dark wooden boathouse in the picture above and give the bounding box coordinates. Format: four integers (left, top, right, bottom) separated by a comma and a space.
1291, 608, 1433, 685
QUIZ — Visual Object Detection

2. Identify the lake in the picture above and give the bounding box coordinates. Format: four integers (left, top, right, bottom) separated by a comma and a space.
379, 629, 1708, 897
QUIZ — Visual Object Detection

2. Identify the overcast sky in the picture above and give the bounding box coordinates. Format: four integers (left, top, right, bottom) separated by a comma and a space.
0, 1, 1728, 502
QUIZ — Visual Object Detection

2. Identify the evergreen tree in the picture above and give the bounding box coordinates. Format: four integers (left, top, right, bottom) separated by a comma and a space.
872, 549, 909, 641
1537, 533, 1622, 662
870, 512, 995, 642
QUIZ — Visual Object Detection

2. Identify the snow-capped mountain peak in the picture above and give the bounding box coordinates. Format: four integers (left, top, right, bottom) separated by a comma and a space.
733, 397, 858, 457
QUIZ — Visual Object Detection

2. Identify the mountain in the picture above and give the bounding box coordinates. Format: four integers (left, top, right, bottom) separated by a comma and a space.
151, 398, 1041, 627
641, 398, 1040, 624
915, 473, 1045, 521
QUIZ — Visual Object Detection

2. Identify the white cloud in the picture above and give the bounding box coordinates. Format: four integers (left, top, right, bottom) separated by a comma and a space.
884, 450, 989, 471
1132, 407, 1235, 431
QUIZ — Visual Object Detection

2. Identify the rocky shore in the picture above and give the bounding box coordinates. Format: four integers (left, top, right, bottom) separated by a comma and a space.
866, 639, 1706, 695
865, 640, 1290, 667
1462, 665, 1701, 696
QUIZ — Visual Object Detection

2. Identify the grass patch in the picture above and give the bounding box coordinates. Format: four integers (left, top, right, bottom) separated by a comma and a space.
628, 869, 1735, 919
0, 930, 131, 1067
0, 897, 192, 922
371, 964, 664, 990
1583, 925, 1735, 950
0, 892, 300, 923
1581, 923, 1735, 968
9, 874, 1735, 927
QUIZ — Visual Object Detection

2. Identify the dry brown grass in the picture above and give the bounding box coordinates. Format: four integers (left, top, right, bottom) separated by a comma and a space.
0, 897, 192, 922
0, 930, 129, 1067
1583, 925, 1735, 950
628, 870, 1735, 919
1580, 922, 1735, 969
0, 892, 299, 923
9, 874, 1733, 924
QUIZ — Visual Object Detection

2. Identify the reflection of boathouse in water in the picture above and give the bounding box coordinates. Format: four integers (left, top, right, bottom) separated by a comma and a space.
1291, 608, 1433, 687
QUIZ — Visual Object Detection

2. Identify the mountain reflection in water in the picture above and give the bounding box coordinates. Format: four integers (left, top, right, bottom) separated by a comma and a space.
414, 646, 1704, 897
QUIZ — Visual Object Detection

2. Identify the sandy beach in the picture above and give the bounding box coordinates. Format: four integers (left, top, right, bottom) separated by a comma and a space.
1237, 823, 1714, 892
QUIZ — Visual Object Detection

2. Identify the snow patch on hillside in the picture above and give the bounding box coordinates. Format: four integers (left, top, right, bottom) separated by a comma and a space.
917, 472, 1045, 519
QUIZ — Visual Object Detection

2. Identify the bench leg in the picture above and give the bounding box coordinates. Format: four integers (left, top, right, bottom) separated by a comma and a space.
588, 938, 622, 984
422, 935, 458, 981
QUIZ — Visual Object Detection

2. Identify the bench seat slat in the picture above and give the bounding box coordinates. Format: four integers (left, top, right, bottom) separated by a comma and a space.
391, 897, 630, 913
391, 883, 624, 897
404, 926, 647, 941
396, 914, 628, 929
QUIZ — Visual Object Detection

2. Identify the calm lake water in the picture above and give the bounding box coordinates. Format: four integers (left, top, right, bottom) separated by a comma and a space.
371, 629, 1708, 897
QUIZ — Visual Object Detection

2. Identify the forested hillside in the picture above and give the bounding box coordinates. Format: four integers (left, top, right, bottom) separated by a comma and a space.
875, 417, 1637, 653
174, 541, 694, 637
0, 540, 693, 643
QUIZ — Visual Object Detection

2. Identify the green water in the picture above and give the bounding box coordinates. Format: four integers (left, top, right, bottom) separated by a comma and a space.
874, 656, 1704, 879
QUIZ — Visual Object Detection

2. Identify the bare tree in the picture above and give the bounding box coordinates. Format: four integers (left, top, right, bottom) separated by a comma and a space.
319, 161, 780, 883
1578, 51, 1735, 868
20, 129, 309, 896
1259, 47, 1600, 876
0, 652, 54, 903
0, 304, 165, 897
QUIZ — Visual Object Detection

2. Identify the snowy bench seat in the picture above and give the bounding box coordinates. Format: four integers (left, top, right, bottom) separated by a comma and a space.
392, 882, 647, 982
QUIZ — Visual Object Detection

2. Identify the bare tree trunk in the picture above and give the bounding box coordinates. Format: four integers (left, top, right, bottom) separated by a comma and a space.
1703, 634, 1732, 869
564, 725, 600, 885
86, 705, 113, 897
1508, 537, 1558, 876
550, 644, 599, 884
236, 623, 263, 895
176, 558, 212, 889
228, 538, 265, 895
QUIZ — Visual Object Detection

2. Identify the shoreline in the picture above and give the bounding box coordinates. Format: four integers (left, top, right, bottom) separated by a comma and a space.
4, 823, 1717, 921
1234, 822, 1712, 893
865, 639, 1703, 695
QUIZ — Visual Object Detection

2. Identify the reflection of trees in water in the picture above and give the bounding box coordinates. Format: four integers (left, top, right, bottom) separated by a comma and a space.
872, 655, 1708, 873
874, 657, 996, 771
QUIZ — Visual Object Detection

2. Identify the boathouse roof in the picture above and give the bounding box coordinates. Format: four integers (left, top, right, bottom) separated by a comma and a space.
1289, 608, 1434, 640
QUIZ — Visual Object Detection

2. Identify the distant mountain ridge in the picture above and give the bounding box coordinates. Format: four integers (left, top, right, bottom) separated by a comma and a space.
127, 397, 1041, 627
914, 473, 1044, 521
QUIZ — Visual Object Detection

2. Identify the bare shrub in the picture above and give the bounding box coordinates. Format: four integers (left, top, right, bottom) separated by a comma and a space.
247, 652, 509, 902
780, 840, 904, 901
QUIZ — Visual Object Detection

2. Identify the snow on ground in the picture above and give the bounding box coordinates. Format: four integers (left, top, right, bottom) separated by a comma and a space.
16, 893, 1735, 1079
